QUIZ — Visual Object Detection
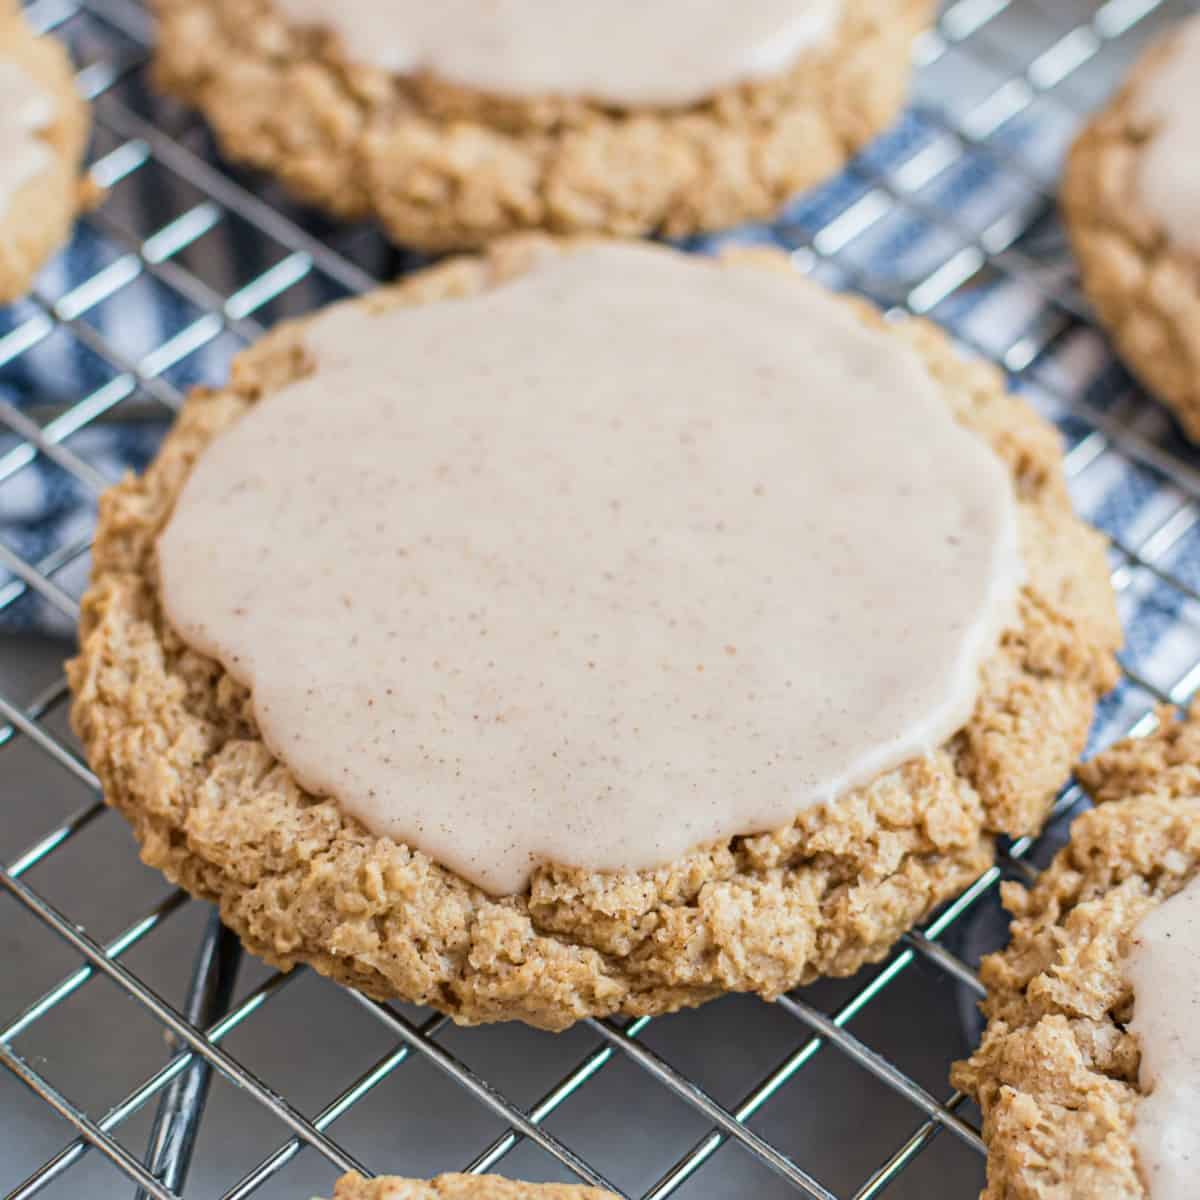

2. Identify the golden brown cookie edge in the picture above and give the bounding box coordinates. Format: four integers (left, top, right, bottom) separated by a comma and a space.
67, 236, 1120, 1030
1062, 21, 1200, 442
953, 705, 1200, 1200
330, 1171, 617, 1200
0, 0, 92, 303
147, 0, 933, 249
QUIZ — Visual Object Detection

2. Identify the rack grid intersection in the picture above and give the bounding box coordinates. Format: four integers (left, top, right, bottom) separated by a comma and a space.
2, 0, 1200, 1196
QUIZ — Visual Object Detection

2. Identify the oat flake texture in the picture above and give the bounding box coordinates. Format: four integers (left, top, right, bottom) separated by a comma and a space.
0, 0, 96, 303
327, 1173, 617, 1200
1062, 20, 1200, 443
68, 237, 1122, 1031
954, 706, 1200, 1200
149, 0, 932, 249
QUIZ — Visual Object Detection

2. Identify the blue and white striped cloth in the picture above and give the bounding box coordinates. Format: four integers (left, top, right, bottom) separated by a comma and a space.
1, 99, 1197, 708
5, 63, 1200, 1045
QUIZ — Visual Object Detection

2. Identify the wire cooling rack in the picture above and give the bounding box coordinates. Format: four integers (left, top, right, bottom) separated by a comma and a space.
3, 0, 1200, 1196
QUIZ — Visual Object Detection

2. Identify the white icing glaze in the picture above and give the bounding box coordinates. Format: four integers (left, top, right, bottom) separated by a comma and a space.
0, 59, 56, 220
1136, 14, 1200, 254
1127, 872, 1200, 1199
269, 0, 841, 106
158, 244, 1023, 896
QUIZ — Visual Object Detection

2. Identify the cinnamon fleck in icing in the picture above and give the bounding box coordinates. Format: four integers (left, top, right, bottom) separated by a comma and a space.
158, 243, 1023, 894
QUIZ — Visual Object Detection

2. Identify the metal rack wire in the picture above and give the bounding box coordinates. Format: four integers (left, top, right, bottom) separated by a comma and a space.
2, 0, 1200, 1195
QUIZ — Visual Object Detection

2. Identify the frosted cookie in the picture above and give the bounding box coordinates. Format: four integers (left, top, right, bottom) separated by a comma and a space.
1062, 15, 1200, 441
150, 0, 932, 249
326, 1174, 615, 1200
953, 708, 1200, 1199
0, 0, 93, 303
68, 238, 1120, 1030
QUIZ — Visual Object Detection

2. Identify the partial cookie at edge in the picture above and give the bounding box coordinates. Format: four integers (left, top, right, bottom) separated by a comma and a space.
67, 236, 1120, 1031
0, 0, 94, 303
150, 0, 931, 249
1062, 23, 1200, 442
953, 706, 1200, 1200
327, 1173, 616, 1200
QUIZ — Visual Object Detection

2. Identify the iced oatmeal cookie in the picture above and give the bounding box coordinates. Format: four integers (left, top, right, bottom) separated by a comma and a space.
325, 1174, 615, 1200
1062, 14, 1200, 441
68, 237, 1120, 1031
151, 0, 932, 249
953, 708, 1200, 1199
0, 0, 93, 303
